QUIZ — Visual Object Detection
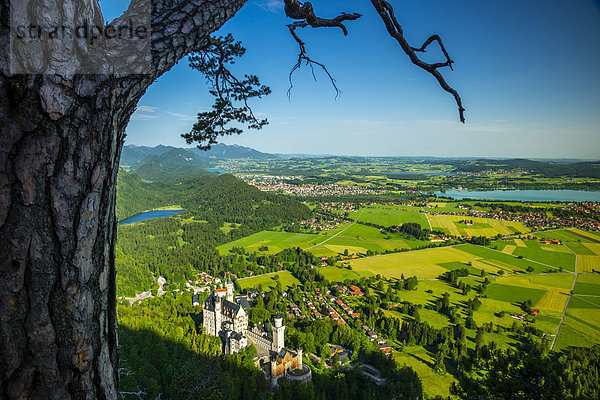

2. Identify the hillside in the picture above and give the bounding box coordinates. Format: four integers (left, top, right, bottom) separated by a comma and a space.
191, 143, 275, 159
120, 144, 176, 169
119, 143, 275, 171
180, 174, 311, 237
132, 148, 213, 181
115, 169, 176, 220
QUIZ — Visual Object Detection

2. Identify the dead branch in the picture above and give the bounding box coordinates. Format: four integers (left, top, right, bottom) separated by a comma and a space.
283, 1, 361, 98
284, 0, 361, 34
371, 0, 465, 122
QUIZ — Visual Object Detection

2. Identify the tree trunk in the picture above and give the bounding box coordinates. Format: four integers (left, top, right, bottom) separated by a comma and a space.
0, 0, 247, 398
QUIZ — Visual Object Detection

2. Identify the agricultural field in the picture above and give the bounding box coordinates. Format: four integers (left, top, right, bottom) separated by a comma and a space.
348, 241, 574, 280
347, 204, 429, 228
217, 229, 330, 254
534, 229, 600, 273
427, 214, 529, 237
236, 270, 300, 291
306, 223, 427, 257
349, 246, 475, 279
218, 221, 429, 257
539, 229, 600, 350
483, 239, 576, 272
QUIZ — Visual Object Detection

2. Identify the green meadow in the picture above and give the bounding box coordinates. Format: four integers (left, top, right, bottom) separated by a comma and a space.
317, 266, 361, 282
236, 270, 301, 291
217, 229, 328, 254
347, 204, 430, 228
218, 221, 429, 257
394, 346, 457, 399
307, 223, 427, 257
348, 242, 575, 280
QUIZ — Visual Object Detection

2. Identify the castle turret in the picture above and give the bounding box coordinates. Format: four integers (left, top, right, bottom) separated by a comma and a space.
225, 274, 234, 302
272, 315, 285, 353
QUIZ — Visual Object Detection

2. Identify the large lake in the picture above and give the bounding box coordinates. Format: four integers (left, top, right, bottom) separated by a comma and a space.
434, 190, 600, 202
119, 209, 184, 225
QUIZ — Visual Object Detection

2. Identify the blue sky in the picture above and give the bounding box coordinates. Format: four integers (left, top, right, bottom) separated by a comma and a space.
100, 1, 600, 158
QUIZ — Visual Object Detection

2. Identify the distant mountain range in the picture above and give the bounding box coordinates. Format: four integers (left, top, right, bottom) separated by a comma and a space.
121, 143, 275, 168
119, 143, 277, 181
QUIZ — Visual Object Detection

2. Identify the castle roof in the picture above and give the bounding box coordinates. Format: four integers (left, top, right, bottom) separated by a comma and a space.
237, 296, 251, 310
204, 294, 246, 318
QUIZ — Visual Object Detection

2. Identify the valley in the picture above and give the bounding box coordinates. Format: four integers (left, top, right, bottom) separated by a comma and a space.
114, 145, 600, 399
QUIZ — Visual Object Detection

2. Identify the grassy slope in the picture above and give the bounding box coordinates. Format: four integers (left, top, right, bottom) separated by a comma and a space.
236, 271, 301, 291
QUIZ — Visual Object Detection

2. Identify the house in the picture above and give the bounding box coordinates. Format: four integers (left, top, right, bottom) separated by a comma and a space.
348, 285, 364, 296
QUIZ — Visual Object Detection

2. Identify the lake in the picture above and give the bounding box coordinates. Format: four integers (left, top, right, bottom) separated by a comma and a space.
118, 209, 184, 225
207, 168, 228, 174
434, 190, 600, 202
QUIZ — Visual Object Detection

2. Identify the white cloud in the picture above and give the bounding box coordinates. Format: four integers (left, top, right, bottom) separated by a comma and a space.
256, 0, 283, 13
166, 111, 198, 122
131, 113, 160, 121
131, 105, 160, 120
136, 105, 159, 113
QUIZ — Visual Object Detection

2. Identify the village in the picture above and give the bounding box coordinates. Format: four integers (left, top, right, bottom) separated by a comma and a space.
243, 175, 388, 197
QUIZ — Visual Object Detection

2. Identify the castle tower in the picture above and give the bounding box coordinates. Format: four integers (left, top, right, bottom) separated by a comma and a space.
271, 315, 285, 353
270, 359, 278, 386
214, 295, 222, 336
297, 348, 303, 369
225, 274, 234, 302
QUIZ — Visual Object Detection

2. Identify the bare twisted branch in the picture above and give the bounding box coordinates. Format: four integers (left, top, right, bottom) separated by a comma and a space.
371, 0, 465, 122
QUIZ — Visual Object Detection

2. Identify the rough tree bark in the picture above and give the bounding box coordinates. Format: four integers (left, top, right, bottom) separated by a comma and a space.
0, 1, 247, 398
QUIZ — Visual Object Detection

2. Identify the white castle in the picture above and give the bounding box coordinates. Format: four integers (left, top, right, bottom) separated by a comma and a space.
202, 279, 249, 353
201, 279, 311, 385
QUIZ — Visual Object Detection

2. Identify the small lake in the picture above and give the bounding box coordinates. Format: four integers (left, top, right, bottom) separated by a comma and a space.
119, 209, 184, 225
207, 168, 228, 174
434, 190, 600, 202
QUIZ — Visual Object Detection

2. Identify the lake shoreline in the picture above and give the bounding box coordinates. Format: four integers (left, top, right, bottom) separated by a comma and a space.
434, 189, 600, 202
118, 208, 185, 225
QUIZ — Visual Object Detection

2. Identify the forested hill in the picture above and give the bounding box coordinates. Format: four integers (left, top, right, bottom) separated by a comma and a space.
179, 173, 310, 234
116, 170, 177, 220
116, 170, 310, 224
450, 159, 600, 178
120, 143, 275, 170
132, 148, 213, 182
